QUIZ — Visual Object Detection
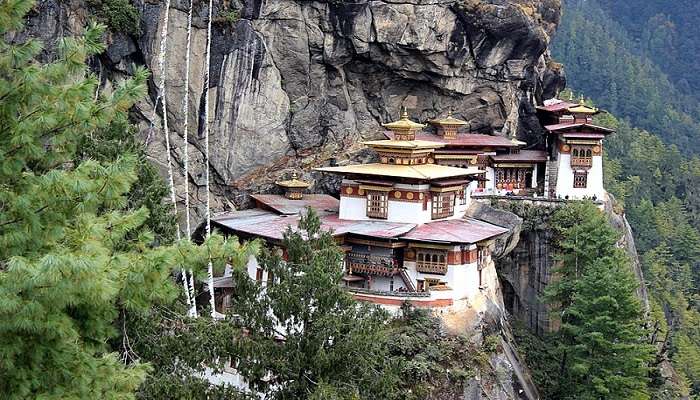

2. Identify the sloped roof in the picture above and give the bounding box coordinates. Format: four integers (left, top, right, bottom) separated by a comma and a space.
400, 218, 509, 244
544, 122, 614, 134
315, 163, 480, 180
384, 131, 519, 148
212, 212, 508, 245
490, 150, 548, 163
251, 194, 339, 215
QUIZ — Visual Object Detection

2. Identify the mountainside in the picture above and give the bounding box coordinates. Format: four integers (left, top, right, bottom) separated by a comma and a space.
20, 0, 564, 222
551, 0, 700, 153
553, 2, 700, 396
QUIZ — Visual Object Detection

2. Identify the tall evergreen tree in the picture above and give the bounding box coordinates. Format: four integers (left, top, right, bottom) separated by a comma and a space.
227, 210, 400, 399
545, 203, 653, 399
0, 2, 257, 398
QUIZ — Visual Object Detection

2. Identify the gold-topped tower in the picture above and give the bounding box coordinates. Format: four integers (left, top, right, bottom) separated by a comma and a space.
276, 173, 310, 200
429, 110, 468, 139
381, 107, 426, 141
567, 95, 598, 115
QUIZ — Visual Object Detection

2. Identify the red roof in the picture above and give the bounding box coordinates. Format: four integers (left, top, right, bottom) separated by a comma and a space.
536, 100, 578, 113
212, 211, 416, 241
490, 150, 547, 163
213, 211, 507, 245
544, 122, 614, 134
383, 131, 519, 148
251, 194, 339, 215
401, 218, 509, 244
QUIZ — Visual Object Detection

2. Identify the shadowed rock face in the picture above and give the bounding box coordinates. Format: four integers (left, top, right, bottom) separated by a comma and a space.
20, 0, 563, 219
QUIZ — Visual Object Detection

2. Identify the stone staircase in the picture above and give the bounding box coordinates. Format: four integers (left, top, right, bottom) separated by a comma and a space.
544, 160, 558, 198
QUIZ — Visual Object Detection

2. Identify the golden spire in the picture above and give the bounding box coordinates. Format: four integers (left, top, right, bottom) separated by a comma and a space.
382, 107, 426, 141
428, 109, 468, 139
276, 172, 310, 199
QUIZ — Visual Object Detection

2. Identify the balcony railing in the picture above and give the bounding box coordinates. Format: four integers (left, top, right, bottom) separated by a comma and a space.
347, 252, 399, 276
571, 157, 592, 167
416, 260, 448, 275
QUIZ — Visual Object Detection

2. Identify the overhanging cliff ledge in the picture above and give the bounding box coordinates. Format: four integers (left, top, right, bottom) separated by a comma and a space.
21, 0, 564, 219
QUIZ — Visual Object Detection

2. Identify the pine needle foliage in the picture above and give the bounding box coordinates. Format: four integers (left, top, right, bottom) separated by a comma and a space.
227, 209, 400, 399
0, 2, 259, 398
543, 202, 654, 400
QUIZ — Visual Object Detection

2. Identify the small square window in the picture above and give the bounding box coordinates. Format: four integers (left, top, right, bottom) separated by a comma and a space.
366, 191, 388, 219
574, 171, 588, 188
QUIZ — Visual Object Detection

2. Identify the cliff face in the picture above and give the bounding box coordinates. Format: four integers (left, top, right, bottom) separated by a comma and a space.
21, 0, 564, 220
474, 196, 651, 335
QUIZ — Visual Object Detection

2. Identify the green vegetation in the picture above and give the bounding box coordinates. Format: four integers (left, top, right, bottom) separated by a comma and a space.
87, 0, 141, 36
547, 203, 653, 399
516, 203, 653, 399
555, 1, 700, 391
0, 3, 256, 398
553, 0, 700, 154
601, 111, 700, 398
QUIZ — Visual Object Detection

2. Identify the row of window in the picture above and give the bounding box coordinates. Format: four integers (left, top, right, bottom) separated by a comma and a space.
365, 189, 464, 220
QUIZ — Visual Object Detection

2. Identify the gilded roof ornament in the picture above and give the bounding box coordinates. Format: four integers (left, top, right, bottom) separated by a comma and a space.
567, 96, 598, 114
276, 172, 310, 189
382, 107, 426, 131
429, 109, 469, 127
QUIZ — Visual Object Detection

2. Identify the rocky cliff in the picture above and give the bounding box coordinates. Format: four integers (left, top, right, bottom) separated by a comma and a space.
20, 0, 564, 223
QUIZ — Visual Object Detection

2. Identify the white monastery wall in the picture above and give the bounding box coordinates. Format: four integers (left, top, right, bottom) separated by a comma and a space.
555, 154, 605, 200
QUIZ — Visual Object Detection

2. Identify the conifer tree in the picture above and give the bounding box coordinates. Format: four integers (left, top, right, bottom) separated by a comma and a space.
0, 2, 258, 398
227, 209, 399, 399
545, 202, 653, 399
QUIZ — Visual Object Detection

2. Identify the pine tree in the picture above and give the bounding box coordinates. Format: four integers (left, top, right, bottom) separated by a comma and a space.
227, 209, 400, 399
0, 2, 258, 398
545, 203, 653, 399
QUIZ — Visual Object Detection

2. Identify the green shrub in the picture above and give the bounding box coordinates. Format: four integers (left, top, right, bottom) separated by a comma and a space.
87, 0, 141, 36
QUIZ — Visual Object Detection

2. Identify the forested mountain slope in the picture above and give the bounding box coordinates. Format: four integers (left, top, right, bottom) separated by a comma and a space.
552, 0, 700, 153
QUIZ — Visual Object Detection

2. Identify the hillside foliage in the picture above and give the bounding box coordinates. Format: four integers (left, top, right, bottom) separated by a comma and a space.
553, 0, 700, 154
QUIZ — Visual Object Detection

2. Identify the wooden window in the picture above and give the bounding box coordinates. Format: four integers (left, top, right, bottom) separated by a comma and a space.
366, 191, 388, 219
459, 185, 468, 205
574, 171, 588, 188
431, 192, 455, 219
255, 268, 263, 282
416, 249, 448, 274
417, 280, 425, 292
571, 145, 593, 167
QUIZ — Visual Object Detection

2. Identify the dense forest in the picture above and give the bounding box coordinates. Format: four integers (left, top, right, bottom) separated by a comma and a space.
2, 0, 699, 398
552, 0, 700, 154
553, 1, 700, 396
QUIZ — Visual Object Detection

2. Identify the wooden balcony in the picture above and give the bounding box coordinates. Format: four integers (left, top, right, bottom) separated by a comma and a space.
347, 252, 399, 277
570, 157, 592, 168
416, 260, 448, 275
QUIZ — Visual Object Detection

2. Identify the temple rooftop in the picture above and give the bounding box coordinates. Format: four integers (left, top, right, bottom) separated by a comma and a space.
251, 193, 339, 215
211, 200, 507, 245
544, 122, 614, 134
383, 131, 520, 147
315, 163, 481, 180
401, 218, 508, 244
490, 150, 548, 163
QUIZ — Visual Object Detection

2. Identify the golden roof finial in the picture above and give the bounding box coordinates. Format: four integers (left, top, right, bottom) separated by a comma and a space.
276, 172, 310, 189
568, 91, 574, 101
579, 94, 585, 105
447, 108, 453, 118
400, 106, 409, 120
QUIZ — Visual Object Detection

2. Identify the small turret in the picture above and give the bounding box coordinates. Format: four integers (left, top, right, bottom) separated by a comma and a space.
428, 110, 468, 139
567, 95, 598, 123
276, 173, 310, 200
382, 107, 426, 141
